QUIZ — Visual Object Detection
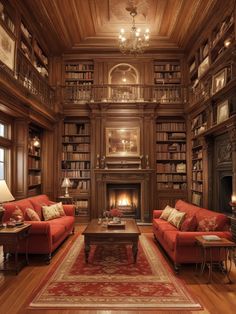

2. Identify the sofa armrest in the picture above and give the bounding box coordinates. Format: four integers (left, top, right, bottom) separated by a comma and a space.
176, 231, 232, 247
26, 221, 51, 235
153, 210, 162, 219
63, 205, 75, 216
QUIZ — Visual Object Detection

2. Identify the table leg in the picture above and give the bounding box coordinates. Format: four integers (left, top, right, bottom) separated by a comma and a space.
84, 239, 90, 263
132, 240, 138, 263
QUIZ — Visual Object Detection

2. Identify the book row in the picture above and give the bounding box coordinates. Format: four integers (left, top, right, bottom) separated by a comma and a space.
156, 174, 187, 181
192, 171, 203, 181
156, 162, 186, 173
154, 64, 180, 71
193, 160, 202, 170
156, 132, 186, 141
28, 158, 40, 169
156, 122, 185, 131
65, 64, 94, 71
156, 143, 186, 152
156, 152, 186, 160
157, 182, 187, 190
61, 170, 90, 178
65, 72, 93, 80
192, 150, 203, 159
154, 72, 181, 79
28, 175, 41, 186
61, 161, 90, 170
64, 123, 90, 135
63, 136, 90, 143
74, 200, 89, 208
192, 182, 203, 192
70, 179, 90, 191
62, 143, 90, 152
62, 152, 90, 161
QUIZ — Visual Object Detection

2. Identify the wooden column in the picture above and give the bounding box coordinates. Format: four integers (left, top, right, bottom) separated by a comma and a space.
12, 119, 29, 199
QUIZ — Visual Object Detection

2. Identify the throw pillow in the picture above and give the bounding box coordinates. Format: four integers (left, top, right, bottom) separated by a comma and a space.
42, 204, 61, 221
56, 202, 65, 216
167, 208, 186, 229
160, 205, 175, 220
180, 215, 198, 231
25, 208, 41, 221
11, 206, 24, 221
197, 216, 218, 231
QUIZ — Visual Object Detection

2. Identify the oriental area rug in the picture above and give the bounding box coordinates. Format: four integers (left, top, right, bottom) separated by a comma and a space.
29, 234, 202, 310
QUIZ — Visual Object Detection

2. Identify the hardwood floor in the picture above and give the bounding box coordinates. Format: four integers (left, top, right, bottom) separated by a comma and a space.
0, 224, 235, 314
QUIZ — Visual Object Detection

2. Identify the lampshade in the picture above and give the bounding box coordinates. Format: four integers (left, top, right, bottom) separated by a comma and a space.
0, 180, 15, 203
61, 177, 71, 188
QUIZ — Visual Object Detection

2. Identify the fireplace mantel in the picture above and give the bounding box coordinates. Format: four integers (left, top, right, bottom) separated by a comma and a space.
91, 168, 156, 222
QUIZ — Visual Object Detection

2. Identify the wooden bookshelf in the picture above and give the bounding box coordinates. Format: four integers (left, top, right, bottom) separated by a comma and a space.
0, 0, 15, 35
61, 120, 91, 221
28, 125, 42, 196
156, 118, 187, 207
64, 61, 94, 103
153, 59, 182, 103
20, 20, 49, 78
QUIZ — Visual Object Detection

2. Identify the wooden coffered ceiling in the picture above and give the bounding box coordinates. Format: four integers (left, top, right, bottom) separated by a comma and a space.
20, 0, 226, 55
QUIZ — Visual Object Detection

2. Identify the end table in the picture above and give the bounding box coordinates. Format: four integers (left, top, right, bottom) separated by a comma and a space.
0, 224, 31, 274
195, 236, 236, 283
57, 196, 73, 204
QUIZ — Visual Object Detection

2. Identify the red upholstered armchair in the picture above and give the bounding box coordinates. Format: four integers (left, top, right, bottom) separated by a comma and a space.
3, 194, 75, 263
152, 200, 232, 272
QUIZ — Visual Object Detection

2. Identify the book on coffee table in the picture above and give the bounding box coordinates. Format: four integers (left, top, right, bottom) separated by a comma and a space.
107, 221, 126, 229
202, 235, 221, 241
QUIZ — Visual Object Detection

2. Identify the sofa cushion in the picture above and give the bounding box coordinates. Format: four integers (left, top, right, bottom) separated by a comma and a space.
160, 205, 175, 220
42, 204, 61, 221
163, 231, 178, 251
50, 224, 66, 243
25, 208, 41, 221
196, 208, 230, 231
11, 207, 24, 221
180, 215, 198, 231
49, 216, 74, 232
157, 220, 177, 237
175, 200, 202, 218
29, 194, 52, 220
3, 203, 27, 222
55, 202, 66, 216
167, 209, 186, 229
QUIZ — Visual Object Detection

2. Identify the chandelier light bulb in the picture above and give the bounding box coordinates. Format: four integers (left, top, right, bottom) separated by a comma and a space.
120, 28, 125, 34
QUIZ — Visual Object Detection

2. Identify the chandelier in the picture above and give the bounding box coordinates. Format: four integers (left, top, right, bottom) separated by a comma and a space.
118, 7, 150, 55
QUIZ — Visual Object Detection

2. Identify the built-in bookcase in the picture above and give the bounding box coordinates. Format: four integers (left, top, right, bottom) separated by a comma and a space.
64, 61, 94, 103
28, 125, 42, 196
156, 118, 187, 208
153, 60, 182, 103
61, 119, 91, 221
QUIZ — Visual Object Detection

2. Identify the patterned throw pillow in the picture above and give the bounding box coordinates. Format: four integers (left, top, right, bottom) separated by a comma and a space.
56, 202, 65, 216
167, 208, 186, 229
42, 204, 61, 221
11, 206, 24, 221
25, 208, 41, 221
180, 215, 198, 231
197, 216, 218, 231
160, 205, 175, 220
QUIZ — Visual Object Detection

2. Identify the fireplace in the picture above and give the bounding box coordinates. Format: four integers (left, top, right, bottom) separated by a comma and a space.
107, 183, 140, 219
219, 174, 232, 214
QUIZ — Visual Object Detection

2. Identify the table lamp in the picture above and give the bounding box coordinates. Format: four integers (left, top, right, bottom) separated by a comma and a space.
0, 180, 15, 227
61, 177, 71, 197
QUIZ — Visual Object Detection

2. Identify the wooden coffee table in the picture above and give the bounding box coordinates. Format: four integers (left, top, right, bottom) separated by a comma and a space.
82, 219, 141, 263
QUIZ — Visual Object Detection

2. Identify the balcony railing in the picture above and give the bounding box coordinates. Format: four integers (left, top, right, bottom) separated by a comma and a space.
63, 84, 187, 104
16, 51, 55, 108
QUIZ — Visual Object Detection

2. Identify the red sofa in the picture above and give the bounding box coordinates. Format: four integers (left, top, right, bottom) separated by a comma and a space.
153, 200, 232, 271
3, 194, 75, 263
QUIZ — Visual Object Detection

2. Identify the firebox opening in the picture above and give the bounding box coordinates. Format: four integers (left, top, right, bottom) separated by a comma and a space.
107, 183, 141, 219
220, 176, 232, 214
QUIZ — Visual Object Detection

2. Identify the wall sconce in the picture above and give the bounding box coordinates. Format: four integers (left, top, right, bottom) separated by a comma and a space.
33, 136, 40, 147
224, 37, 232, 48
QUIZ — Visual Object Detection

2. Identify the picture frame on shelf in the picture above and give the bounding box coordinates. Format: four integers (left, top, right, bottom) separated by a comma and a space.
198, 56, 209, 78
105, 127, 140, 157
0, 24, 15, 71
217, 100, 229, 124
212, 68, 227, 94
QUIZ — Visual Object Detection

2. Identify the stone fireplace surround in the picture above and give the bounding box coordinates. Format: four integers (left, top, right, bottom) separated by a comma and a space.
92, 169, 155, 223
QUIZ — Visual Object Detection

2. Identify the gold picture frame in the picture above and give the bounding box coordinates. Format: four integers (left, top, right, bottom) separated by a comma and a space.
106, 127, 140, 157
0, 24, 15, 71
212, 68, 227, 95
217, 100, 229, 124
198, 56, 209, 78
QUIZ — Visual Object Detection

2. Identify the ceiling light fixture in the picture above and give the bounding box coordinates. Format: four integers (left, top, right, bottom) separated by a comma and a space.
118, 7, 150, 55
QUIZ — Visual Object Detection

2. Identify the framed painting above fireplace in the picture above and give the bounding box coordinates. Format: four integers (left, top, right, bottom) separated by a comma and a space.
106, 127, 140, 157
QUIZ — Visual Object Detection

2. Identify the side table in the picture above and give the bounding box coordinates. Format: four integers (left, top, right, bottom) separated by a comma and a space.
195, 236, 236, 283
0, 224, 31, 274
57, 196, 73, 204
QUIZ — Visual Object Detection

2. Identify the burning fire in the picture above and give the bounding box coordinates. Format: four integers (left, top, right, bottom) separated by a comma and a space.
118, 197, 130, 206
